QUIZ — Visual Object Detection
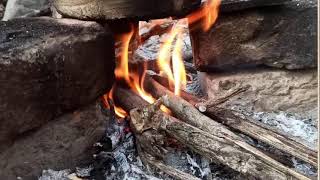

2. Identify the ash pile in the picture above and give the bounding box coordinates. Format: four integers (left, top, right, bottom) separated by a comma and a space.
0, 0, 318, 180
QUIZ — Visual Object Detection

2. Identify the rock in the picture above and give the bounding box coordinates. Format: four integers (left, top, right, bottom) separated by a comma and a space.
0, 3, 4, 19
199, 68, 318, 148
199, 67, 318, 122
2, 0, 51, 20
220, 0, 290, 12
53, 0, 201, 21
0, 100, 108, 180
0, 18, 115, 150
191, 0, 317, 71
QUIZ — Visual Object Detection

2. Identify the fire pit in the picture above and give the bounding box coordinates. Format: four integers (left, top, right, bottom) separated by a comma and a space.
0, 0, 318, 179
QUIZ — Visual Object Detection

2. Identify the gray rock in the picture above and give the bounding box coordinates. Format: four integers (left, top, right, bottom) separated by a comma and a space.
199, 68, 318, 148
0, 18, 115, 150
53, 0, 201, 21
220, 0, 290, 12
191, 0, 317, 71
199, 68, 318, 122
2, 0, 51, 20
0, 3, 4, 19
0, 100, 108, 180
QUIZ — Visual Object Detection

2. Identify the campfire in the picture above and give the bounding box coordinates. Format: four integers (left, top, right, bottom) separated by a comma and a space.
98, 1, 316, 180
0, 0, 317, 179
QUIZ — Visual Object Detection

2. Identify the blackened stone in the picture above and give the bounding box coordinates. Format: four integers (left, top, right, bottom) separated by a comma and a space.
220, 0, 290, 12
0, 100, 109, 180
0, 17, 115, 150
191, 0, 317, 71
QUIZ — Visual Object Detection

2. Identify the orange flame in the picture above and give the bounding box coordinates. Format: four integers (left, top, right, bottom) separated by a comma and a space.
187, 0, 221, 32
115, 29, 134, 82
103, 86, 128, 118
104, 0, 221, 117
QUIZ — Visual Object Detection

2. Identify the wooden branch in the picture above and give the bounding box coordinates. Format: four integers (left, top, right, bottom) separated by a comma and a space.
195, 85, 250, 112
130, 102, 310, 180
207, 107, 318, 167
144, 76, 318, 168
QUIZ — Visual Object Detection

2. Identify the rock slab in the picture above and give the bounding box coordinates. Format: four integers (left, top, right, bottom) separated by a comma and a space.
53, 0, 201, 20
0, 17, 115, 150
191, 0, 317, 71
0, 101, 108, 180
200, 68, 318, 120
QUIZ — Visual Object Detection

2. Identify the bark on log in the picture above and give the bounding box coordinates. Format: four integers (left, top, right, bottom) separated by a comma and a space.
0, 17, 115, 151
53, 0, 201, 20
160, 95, 310, 179
206, 107, 318, 167
145, 76, 317, 167
129, 101, 310, 180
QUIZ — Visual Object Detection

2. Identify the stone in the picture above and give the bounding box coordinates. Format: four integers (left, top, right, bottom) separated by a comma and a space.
2, 0, 51, 20
0, 3, 4, 19
53, 0, 201, 21
191, 0, 317, 71
0, 17, 115, 150
0, 100, 108, 180
199, 68, 318, 148
199, 68, 318, 122
220, 0, 290, 12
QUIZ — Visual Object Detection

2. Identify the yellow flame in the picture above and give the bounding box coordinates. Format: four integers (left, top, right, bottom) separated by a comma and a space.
115, 29, 134, 82
172, 34, 187, 96
187, 0, 221, 32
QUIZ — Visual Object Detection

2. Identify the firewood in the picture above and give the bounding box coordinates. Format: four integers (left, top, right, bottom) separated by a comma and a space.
144, 76, 318, 168
129, 100, 310, 180
206, 106, 318, 167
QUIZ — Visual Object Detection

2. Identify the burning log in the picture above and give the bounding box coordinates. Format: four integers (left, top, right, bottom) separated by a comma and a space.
129, 97, 310, 179
53, 0, 201, 21
113, 87, 310, 179
144, 75, 317, 168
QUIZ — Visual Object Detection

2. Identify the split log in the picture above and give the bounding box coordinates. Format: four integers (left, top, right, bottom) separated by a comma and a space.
129, 99, 310, 179
0, 17, 115, 151
53, 0, 201, 20
144, 76, 318, 168
190, 0, 317, 71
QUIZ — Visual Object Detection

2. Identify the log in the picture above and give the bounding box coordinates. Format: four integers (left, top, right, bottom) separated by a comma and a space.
190, 0, 317, 71
143, 76, 317, 168
53, 0, 201, 20
206, 107, 318, 167
0, 17, 115, 151
160, 95, 309, 179
129, 100, 310, 179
